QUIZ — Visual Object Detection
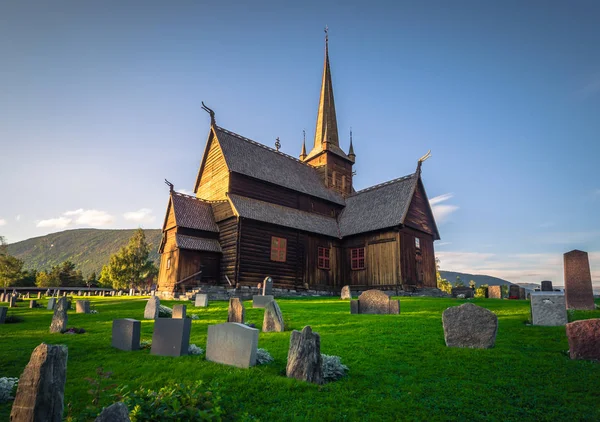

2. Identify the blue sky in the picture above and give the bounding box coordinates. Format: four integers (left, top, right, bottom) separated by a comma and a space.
0, 0, 598, 285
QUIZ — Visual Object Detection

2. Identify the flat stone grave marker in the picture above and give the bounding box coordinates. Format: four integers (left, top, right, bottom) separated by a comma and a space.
76, 300, 91, 314
564, 249, 595, 310
519, 287, 527, 300
487, 285, 502, 299
195, 294, 208, 307
253, 295, 275, 308
350, 289, 400, 314
47, 298, 56, 310
151, 318, 191, 357
262, 277, 273, 295
286, 326, 323, 384
263, 299, 284, 332
541, 280, 553, 291
112, 319, 141, 351
340, 285, 352, 300
530, 293, 567, 326
228, 298, 245, 323
509, 285, 520, 298
10, 343, 68, 422
0, 307, 6, 324
206, 322, 258, 368
29, 300, 37, 309
50, 297, 68, 333
37, 292, 42, 299
566, 319, 600, 360
442, 303, 498, 349
172, 304, 187, 319
144, 296, 160, 319
9, 296, 17, 308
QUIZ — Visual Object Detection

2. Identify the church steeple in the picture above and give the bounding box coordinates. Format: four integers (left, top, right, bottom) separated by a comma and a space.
299, 130, 307, 160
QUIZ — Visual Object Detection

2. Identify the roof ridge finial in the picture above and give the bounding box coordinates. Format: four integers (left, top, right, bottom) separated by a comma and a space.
348, 127, 355, 161
201, 102, 216, 126
417, 150, 431, 174
300, 130, 307, 160
275, 137, 281, 151
324, 25, 328, 46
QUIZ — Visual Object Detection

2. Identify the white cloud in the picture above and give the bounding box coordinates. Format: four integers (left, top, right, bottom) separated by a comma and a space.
0, 219, 6, 227
15, 215, 21, 222
37, 217, 72, 229
123, 208, 156, 224
429, 193, 459, 223
63, 209, 114, 226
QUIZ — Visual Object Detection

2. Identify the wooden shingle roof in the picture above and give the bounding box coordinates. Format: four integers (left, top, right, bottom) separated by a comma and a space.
170, 192, 219, 233
175, 234, 222, 253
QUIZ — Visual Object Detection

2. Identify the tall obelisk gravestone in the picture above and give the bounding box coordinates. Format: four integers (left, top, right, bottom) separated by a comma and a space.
563, 250, 595, 310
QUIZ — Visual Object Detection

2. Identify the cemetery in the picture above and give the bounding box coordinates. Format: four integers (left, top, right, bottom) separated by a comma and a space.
1, 291, 599, 421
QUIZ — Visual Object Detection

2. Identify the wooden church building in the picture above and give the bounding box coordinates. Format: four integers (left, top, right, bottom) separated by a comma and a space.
157, 34, 440, 295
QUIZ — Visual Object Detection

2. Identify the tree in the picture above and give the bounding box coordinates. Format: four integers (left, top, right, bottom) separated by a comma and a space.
86, 271, 97, 288
454, 276, 465, 288
98, 265, 113, 288
475, 284, 489, 298
36, 270, 59, 287
435, 258, 452, 294
501, 285, 509, 298
0, 236, 25, 291
103, 229, 157, 290
469, 280, 476, 289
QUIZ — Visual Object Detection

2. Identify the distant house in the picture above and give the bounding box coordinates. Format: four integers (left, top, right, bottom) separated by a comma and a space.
157, 34, 440, 295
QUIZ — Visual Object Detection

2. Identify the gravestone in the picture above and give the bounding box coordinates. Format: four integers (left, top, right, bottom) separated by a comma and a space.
206, 322, 259, 368
112, 319, 141, 351
564, 250, 595, 310
0, 293, 5, 302
350, 290, 400, 314
76, 300, 91, 314
541, 280, 553, 291
253, 295, 275, 308
442, 303, 498, 349
25, 292, 30, 299
530, 293, 567, 326
9, 295, 17, 308
262, 276, 273, 295
263, 300, 284, 332
50, 297, 68, 333
172, 304, 187, 319
151, 318, 191, 357
509, 285, 520, 298
195, 294, 208, 307
566, 319, 600, 360
30, 300, 37, 309
0, 307, 6, 324
37, 292, 42, 299
451, 287, 474, 298
228, 298, 245, 323
94, 402, 130, 422
519, 287, 527, 300
286, 326, 323, 384
78, 291, 83, 296
47, 297, 56, 310
340, 285, 352, 300
487, 285, 502, 299
10, 343, 68, 422
144, 296, 160, 319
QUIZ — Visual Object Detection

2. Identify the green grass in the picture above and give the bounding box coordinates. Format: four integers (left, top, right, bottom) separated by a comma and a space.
1, 296, 599, 421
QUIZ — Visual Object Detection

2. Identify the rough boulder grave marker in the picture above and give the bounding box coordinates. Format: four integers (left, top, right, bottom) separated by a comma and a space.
76, 300, 91, 314
144, 296, 160, 319
286, 326, 323, 384
112, 319, 141, 351
206, 322, 259, 368
541, 280, 553, 291
566, 319, 600, 361
10, 343, 68, 422
564, 250, 595, 310
350, 290, 400, 314
530, 293, 567, 326
340, 285, 352, 300
195, 294, 208, 307
442, 303, 498, 349
263, 299, 284, 332
172, 304, 187, 319
488, 286, 502, 299
94, 402, 130, 422
151, 318, 192, 357
227, 298, 245, 323
49, 297, 68, 333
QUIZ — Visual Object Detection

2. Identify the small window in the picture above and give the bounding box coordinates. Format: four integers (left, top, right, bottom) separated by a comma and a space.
350, 247, 365, 270
318, 247, 330, 270
166, 258, 171, 270
270, 237, 287, 262
415, 237, 421, 249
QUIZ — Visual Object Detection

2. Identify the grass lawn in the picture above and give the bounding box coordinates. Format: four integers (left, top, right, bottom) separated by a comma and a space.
1, 295, 599, 421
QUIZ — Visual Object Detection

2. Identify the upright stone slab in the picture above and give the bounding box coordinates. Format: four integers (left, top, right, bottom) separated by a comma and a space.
37, 292, 42, 299
566, 319, 600, 360
206, 322, 259, 368
442, 303, 498, 349
519, 287, 527, 300
541, 280, 553, 292
47, 298, 56, 310
509, 285, 520, 298
353, 290, 400, 314
228, 298, 245, 323
112, 319, 141, 351
151, 318, 191, 357
488, 285, 502, 299
76, 300, 91, 314
0, 307, 6, 324
340, 285, 352, 300
564, 250, 595, 310
451, 287, 474, 298
253, 295, 275, 308
530, 293, 567, 326
10, 343, 68, 422
262, 277, 273, 295
286, 326, 323, 384
195, 294, 208, 307
94, 402, 130, 422
172, 304, 187, 319
263, 300, 284, 332
144, 296, 160, 319
29, 300, 37, 309
49, 297, 68, 333
9, 295, 17, 308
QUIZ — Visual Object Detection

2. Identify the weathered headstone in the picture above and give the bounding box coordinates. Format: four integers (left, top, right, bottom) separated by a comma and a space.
112, 319, 141, 351
519, 287, 527, 300
29, 300, 37, 309
195, 294, 208, 307
172, 304, 186, 319
0, 307, 6, 324
0, 293, 5, 302
541, 280, 553, 291
487, 285, 502, 299
530, 293, 567, 326
564, 250, 595, 310
150, 318, 191, 357
442, 303, 498, 348
47, 298, 56, 310
509, 285, 520, 298
286, 326, 323, 384
263, 300, 284, 332
9, 295, 17, 308
350, 290, 400, 314
76, 300, 91, 314
37, 292, 42, 299
144, 296, 160, 319
451, 287, 474, 298
10, 343, 68, 422
262, 276, 273, 295
94, 402, 130, 422
340, 285, 352, 300
227, 298, 245, 323
78, 291, 83, 296
252, 295, 275, 308
206, 322, 259, 368
566, 319, 600, 360
49, 297, 68, 333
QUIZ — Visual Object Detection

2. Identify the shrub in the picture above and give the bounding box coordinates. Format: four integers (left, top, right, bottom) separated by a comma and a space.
256, 348, 273, 365
188, 344, 204, 355
0, 377, 18, 403
475, 284, 488, 298
321, 354, 349, 382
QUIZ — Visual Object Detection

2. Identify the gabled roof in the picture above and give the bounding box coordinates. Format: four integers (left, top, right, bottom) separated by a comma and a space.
338, 174, 418, 237
175, 234, 222, 253
228, 194, 340, 238
197, 126, 345, 205
168, 192, 219, 233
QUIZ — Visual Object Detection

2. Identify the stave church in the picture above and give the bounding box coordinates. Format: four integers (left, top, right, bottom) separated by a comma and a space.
157, 33, 440, 295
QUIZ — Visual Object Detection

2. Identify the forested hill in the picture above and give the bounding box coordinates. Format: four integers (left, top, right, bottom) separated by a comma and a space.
6, 229, 162, 277
439, 270, 516, 287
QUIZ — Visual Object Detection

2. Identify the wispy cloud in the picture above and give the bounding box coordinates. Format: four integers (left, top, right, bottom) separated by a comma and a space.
0, 219, 6, 227
15, 215, 21, 222
429, 193, 459, 223
37, 217, 72, 229
579, 74, 600, 99
37, 209, 114, 229
123, 208, 156, 224
436, 242, 452, 246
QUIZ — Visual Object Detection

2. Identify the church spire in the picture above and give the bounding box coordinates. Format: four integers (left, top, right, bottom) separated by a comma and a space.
313, 26, 339, 150
348, 128, 355, 161
300, 130, 307, 160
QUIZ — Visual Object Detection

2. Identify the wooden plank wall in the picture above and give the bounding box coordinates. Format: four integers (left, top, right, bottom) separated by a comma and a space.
157, 229, 179, 292
404, 180, 436, 236
197, 139, 229, 201
303, 235, 342, 288
178, 250, 220, 288
217, 217, 238, 285
399, 227, 436, 288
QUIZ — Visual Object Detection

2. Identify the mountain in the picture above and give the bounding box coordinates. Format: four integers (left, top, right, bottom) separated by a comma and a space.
439, 270, 519, 287
6, 228, 162, 277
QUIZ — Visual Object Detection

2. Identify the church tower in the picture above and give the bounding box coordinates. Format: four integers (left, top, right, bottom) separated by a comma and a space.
301, 29, 355, 197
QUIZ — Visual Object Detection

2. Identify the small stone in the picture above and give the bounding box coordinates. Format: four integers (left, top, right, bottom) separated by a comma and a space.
95, 402, 130, 422
340, 285, 352, 300
50, 297, 68, 333
227, 298, 245, 323
442, 303, 498, 349
566, 319, 600, 360
144, 296, 160, 319
262, 300, 284, 332
286, 326, 323, 384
